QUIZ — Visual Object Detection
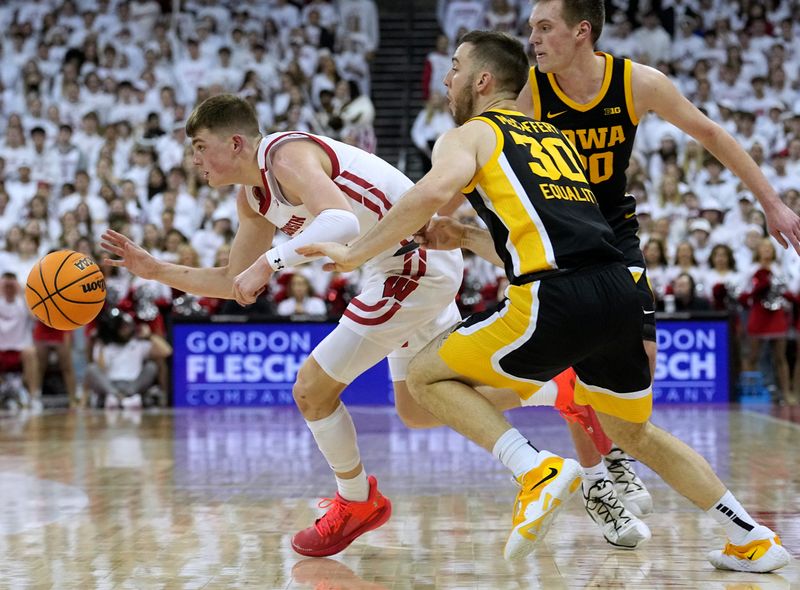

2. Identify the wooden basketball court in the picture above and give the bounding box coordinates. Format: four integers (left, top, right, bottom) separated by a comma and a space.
1, 404, 797, 588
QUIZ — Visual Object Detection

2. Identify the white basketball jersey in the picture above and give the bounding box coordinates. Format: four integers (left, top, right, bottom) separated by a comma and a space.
243, 131, 416, 265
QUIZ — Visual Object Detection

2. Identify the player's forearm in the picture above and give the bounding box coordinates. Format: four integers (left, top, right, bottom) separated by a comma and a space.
702, 125, 782, 210
462, 226, 504, 267
350, 184, 446, 264
150, 260, 235, 299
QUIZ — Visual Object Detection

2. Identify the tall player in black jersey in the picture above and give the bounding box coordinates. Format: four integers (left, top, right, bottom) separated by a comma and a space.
516, 0, 798, 572
300, 31, 789, 570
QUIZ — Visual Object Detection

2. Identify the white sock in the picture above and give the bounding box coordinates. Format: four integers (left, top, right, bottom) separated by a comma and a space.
521, 380, 558, 407
492, 428, 539, 478
581, 460, 608, 494
305, 403, 368, 501
336, 469, 369, 502
707, 490, 760, 545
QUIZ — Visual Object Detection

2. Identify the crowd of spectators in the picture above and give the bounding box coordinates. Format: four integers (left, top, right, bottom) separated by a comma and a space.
0, 0, 378, 408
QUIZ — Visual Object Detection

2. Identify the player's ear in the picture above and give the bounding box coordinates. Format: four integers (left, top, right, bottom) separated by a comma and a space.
231, 134, 245, 154
577, 19, 592, 42
476, 70, 492, 92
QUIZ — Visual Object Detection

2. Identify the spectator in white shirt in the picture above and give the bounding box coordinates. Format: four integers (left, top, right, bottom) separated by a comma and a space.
148, 188, 196, 237
301, 0, 338, 31
21, 93, 56, 138
107, 81, 148, 128
156, 124, 188, 175
442, 1, 484, 44
277, 273, 328, 318
175, 39, 210, 104
713, 63, 750, 104
311, 52, 340, 109
0, 126, 33, 180
670, 17, 704, 69
242, 42, 281, 96
270, 0, 301, 30
785, 137, 800, 179
770, 152, 799, 195
336, 36, 371, 96
411, 93, 455, 173
693, 154, 737, 211
755, 101, 788, 154
598, 16, 638, 59
694, 30, 726, 67
485, 0, 518, 33
5, 162, 37, 212
422, 34, 451, 100
207, 46, 242, 92
73, 111, 105, 172
339, 0, 379, 54
631, 11, 672, 65
51, 124, 85, 188
87, 310, 172, 409
190, 211, 233, 268
58, 169, 109, 222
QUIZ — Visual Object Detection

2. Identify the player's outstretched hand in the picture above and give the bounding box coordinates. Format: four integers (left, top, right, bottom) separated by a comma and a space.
413, 217, 466, 251
100, 229, 159, 279
764, 200, 800, 254
297, 242, 359, 272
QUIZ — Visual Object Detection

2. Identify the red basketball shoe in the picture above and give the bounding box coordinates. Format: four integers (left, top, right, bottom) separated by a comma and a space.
292, 475, 392, 557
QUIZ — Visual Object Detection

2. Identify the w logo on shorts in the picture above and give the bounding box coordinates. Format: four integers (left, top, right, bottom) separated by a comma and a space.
382, 277, 419, 302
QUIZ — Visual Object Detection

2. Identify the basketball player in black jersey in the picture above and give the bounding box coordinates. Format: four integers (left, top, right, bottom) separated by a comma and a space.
515, 0, 797, 572
300, 31, 789, 570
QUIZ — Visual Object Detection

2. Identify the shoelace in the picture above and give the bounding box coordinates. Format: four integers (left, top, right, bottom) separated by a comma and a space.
585, 481, 631, 532
605, 451, 644, 494
314, 497, 348, 536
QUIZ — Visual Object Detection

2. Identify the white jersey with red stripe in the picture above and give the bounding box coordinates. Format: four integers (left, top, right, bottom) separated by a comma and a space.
243, 130, 464, 365
244, 131, 417, 271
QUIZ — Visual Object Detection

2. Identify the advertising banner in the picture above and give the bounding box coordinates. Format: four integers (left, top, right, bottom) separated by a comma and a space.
652, 319, 729, 403
171, 323, 393, 407
173, 318, 730, 407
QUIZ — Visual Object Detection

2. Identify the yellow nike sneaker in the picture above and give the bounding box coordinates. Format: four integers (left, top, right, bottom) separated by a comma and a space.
707, 526, 791, 573
503, 451, 582, 561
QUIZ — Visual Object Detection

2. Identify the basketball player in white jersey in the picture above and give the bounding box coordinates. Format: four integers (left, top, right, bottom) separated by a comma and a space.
100, 94, 466, 557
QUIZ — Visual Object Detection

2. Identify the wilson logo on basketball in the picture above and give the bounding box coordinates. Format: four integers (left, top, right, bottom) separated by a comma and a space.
73, 257, 95, 271
81, 279, 105, 293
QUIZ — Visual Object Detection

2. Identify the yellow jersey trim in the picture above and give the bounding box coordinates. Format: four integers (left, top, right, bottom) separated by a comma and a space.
547, 52, 613, 112
623, 59, 639, 125
528, 67, 542, 120
462, 116, 504, 193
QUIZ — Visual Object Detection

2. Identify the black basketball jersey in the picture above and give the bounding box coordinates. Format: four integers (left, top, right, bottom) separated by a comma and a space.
529, 53, 638, 217
461, 109, 621, 283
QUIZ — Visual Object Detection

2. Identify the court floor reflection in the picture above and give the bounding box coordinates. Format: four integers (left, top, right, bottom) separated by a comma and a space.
0, 405, 797, 588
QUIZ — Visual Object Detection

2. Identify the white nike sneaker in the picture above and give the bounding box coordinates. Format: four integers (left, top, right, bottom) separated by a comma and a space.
504, 451, 582, 560
603, 446, 653, 518
708, 525, 791, 573
583, 478, 651, 549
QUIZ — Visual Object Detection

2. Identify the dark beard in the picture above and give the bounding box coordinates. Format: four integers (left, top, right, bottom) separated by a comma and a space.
453, 80, 475, 125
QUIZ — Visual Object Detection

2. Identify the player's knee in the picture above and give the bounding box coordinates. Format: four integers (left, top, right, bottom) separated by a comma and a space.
292, 364, 318, 412
405, 356, 433, 402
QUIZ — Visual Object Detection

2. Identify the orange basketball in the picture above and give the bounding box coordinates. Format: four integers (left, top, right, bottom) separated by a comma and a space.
25, 250, 106, 330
